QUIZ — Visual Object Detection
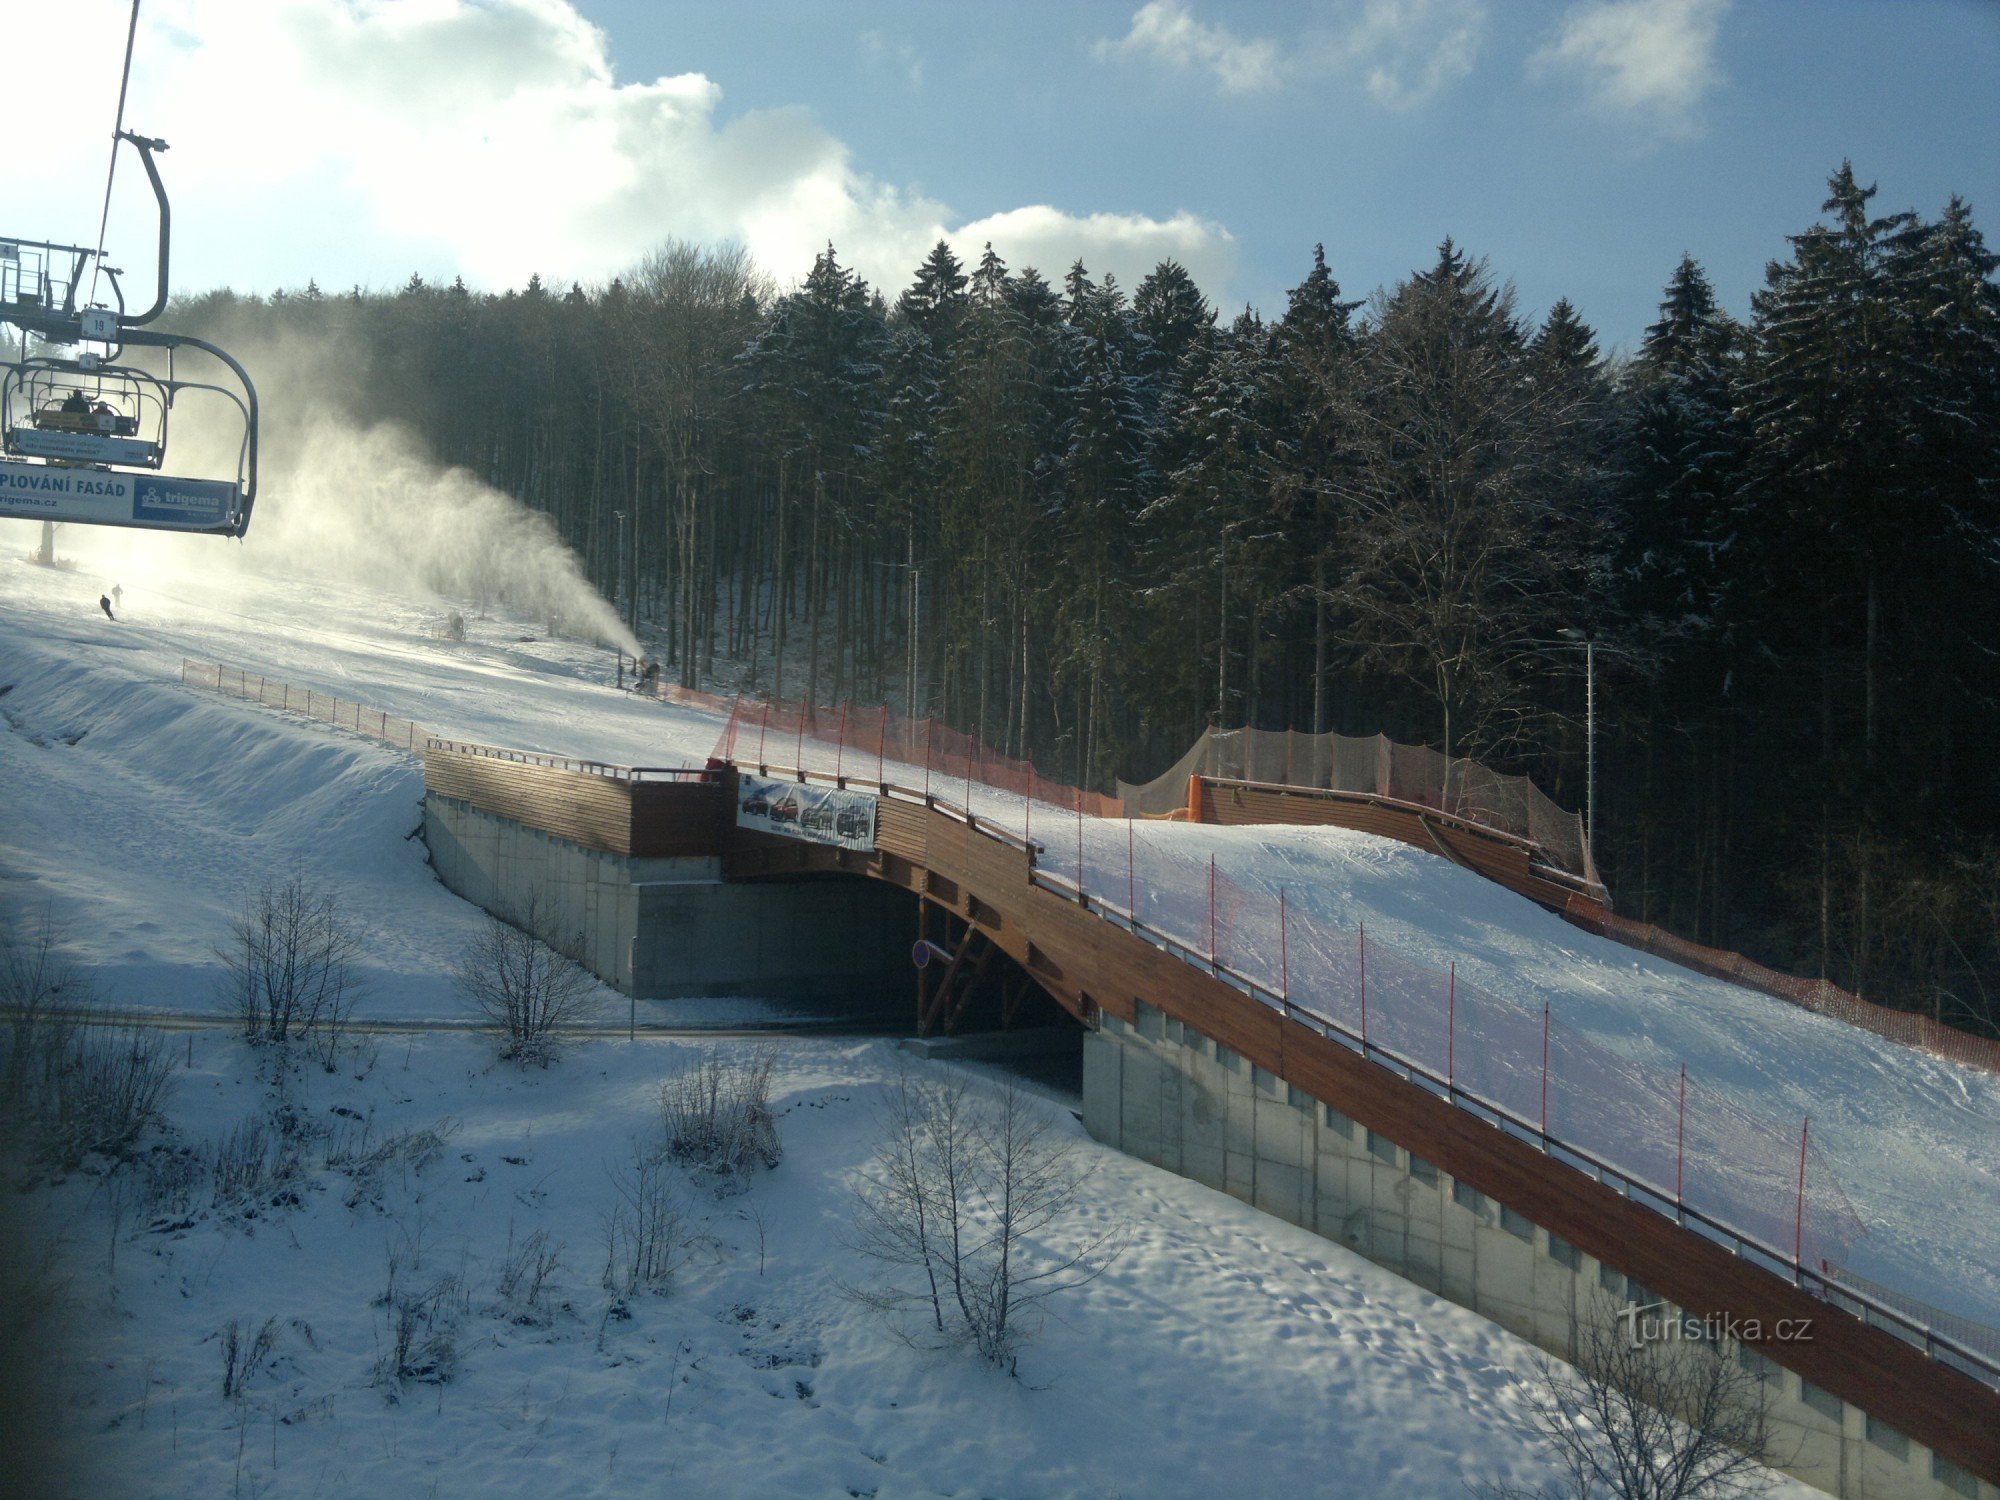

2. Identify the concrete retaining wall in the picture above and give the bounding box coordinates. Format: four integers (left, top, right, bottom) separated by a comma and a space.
1084, 1006, 1988, 1500
425, 793, 913, 1004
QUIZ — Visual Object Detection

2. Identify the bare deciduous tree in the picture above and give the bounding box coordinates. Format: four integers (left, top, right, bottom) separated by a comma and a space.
846, 1069, 1124, 1374
601, 1146, 690, 1299
452, 891, 595, 1066
219, 875, 364, 1053
1485, 1301, 1780, 1500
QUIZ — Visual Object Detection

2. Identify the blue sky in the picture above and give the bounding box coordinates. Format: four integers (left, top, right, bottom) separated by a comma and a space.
12, 1, 1998, 354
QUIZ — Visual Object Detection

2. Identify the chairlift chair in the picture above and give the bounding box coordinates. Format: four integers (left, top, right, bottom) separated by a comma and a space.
0, 127, 259, 538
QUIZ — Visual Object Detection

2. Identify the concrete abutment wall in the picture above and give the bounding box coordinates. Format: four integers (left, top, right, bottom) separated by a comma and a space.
1085, 1009, 1988, 1500
425, 793, 911, 1005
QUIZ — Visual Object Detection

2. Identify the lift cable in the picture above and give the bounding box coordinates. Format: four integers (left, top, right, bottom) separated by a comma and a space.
84, 0, 144, 317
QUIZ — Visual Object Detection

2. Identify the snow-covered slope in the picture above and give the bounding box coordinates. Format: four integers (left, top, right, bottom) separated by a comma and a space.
0, 545, 1834, 1497
3, 536, 1997, 1340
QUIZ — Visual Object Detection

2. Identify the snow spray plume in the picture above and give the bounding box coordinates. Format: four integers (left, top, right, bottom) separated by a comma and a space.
12, 318, 640, 657
248, 414, 640, 656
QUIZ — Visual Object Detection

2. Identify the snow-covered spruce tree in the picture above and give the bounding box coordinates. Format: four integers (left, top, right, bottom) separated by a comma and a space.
845, 1069, 1123, 1374
452, 890, 594, 1067
1326, 239, 1606, 779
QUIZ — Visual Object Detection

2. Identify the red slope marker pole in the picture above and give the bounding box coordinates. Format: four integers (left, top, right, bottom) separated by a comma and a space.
1209, 855, 1218, 968
1447, 962, 1455, 1086
1676, 1064, 1687, 1212
1359, 924, 1368, 1043
1279, 889, 1289, 1001
1127, 817, 1136, 924
1541, 1002, 1551, 1137
1794, 1116, 1810, 1272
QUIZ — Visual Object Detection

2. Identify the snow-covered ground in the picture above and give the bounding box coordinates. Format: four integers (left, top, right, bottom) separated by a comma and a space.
0, 533, 1822, 1496
4, 538, 1997, 1334
17, 1025, 1732, 1500
0, 525, 1990, 1496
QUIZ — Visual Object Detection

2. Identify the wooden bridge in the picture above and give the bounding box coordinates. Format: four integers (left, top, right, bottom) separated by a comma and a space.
419, 737, 1998, 1498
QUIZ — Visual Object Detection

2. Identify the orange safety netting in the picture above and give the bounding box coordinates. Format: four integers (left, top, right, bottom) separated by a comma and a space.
1118, 726, 1598, 885
714, 690, 1870, 1279
1562, 898, 2000, 1079
713, 694, 1123, 821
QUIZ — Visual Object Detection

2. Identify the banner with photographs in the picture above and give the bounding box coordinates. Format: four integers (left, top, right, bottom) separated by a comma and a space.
735, 774, 878, 851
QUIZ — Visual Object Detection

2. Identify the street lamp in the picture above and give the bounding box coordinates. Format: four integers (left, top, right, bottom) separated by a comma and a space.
612, 508, 627, 689
1558, 627, 1596, 859
872, 556, 924, 718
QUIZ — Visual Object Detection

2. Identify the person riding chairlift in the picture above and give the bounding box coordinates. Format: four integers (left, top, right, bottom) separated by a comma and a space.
60, 389, 90, 415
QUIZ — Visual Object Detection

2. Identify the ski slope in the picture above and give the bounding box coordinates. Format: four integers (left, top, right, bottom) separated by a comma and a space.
3, 536, 1998, 1340
0, 544, 1821, 1500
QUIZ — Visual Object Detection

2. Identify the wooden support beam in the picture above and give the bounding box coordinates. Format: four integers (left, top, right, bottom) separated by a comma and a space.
919, 916, 981, 1037
942, 933, 1000, 1036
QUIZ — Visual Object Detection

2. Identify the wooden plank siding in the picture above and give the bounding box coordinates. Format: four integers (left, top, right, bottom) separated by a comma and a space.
424, 746, 726, 858
431, 750, 1998, 1483
1190, 776, 1596, 914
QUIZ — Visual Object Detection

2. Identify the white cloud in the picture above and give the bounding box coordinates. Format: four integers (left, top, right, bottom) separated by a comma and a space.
1093, 0, 1484, 109
4, 0, 1235, 303
1531, 0, 1729, 137
947, 206, 1237, 298
1093, 0, 1285, 94
1342, 0, 1487, 110
860, 30, 925, 89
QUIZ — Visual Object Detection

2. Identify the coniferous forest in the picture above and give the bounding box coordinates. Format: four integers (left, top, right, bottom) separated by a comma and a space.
175, 163, 2000, 1036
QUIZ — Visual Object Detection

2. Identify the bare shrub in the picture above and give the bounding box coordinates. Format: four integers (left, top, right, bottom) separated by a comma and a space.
600, 1148, 690, 1299
217, 1317, 280, 1399
207, 1117, 304, 1213
138, 1145, 205, 1223
494, 1226, 566, 1326
324, 1118, 456, 1211
0, 910, 172, 1170
846, 1069, 1124, 1374
659, 1048, 781, 1193
48, 1025, 175, 1165
0, 907, 88, 1103
452, 891, 596, 1066
376, 1276, 463, 1396
1482, 1299, 1779, 1500
218, 875, 364, 1051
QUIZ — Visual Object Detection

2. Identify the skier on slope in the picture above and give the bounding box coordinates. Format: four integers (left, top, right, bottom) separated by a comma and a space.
99, 594, 115, 621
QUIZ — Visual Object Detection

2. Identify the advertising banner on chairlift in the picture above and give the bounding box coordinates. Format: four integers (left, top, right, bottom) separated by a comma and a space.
735, 773, 877, 852
0, 459, 235, 532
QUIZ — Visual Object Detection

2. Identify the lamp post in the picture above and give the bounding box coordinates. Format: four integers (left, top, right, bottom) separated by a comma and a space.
613, 508, 627, 689
1559, 627, 1596, 859
872, 555, 924, 718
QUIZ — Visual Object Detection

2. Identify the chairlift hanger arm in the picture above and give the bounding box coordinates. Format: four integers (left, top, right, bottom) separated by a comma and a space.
119, 325, 258, 510
118, 130, 171, 327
